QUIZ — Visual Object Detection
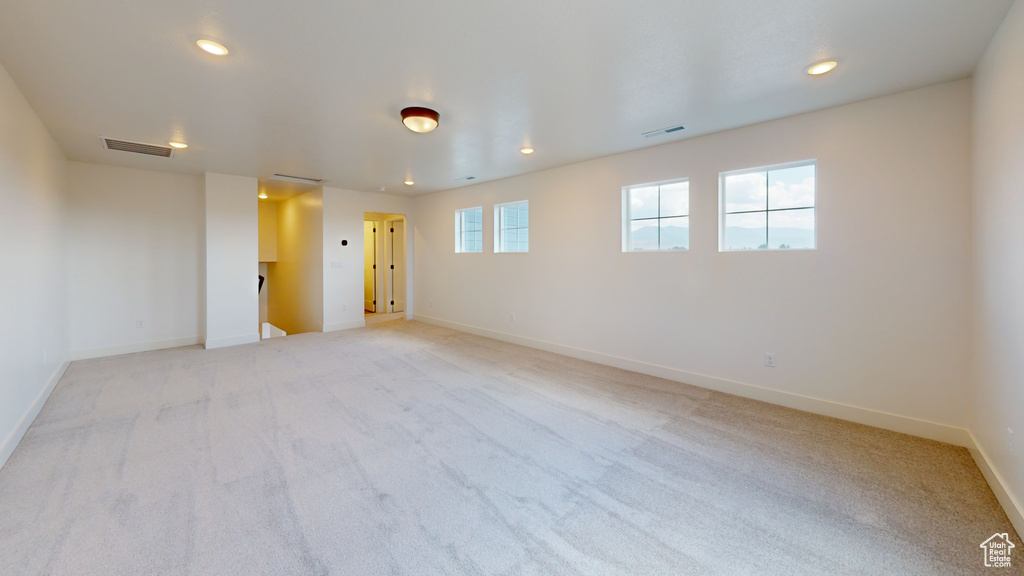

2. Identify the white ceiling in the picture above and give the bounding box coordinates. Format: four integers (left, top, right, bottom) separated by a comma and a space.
257, 178, 320, 202
0, 0, 1013, 196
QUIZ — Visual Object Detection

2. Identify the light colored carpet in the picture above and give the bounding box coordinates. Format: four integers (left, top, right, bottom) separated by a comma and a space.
0, 320, 1019, 575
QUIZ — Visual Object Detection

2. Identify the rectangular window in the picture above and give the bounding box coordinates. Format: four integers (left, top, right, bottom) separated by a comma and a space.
720, 161, 816, 251
494, 200, 528, 253
455, 207, 483, 253
624, 179, 689, 251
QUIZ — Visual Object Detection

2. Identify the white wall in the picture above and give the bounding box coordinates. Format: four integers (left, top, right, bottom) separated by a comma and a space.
259, 262, 269, 326
204, 173, 259, 349
0, 60, 68, 468
414, 80, 973, 444
66, 163, 202, 358
972, 0, 1024, 531
258, 201, 278, 262
258, 202, 277, 327
269, 189, 324, 335
322, 187, 413, 331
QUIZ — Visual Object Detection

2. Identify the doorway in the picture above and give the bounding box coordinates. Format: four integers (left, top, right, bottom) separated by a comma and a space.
364, 221, 376, 312
363, 212, 406, 316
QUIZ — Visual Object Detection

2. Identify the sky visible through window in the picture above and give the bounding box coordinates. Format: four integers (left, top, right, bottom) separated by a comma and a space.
497, 201, 528, 252
628, 180, 689, 251
456, 207, 482, 252
723, 163, 815, 250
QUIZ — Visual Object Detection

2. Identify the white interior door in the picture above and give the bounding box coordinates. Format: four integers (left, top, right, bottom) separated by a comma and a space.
376, 222, 386, 312
387, 220, 406, 313
363, 221, 376, 312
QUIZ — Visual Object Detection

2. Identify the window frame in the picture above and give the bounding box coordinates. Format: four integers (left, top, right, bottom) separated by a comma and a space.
718, 159, 817, 252
454, 206, 483, 253
622, 177, 690, 252
493, 200, 529, 253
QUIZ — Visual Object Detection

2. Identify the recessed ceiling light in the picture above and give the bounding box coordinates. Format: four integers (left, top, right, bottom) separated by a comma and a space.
520, 147, 534, 155
806, 60, 838, 75
196, 39, 229, 56
258, 192, 268, 199
404, 180, 415, 186
401, 107, 439, 133
168, 141, 188, 149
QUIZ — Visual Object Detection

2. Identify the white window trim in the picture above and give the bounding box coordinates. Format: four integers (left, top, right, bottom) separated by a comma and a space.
718, 159, 817, 252
454, 206, 483, 253
622, 177, 690, 252
494, 200, 529, 253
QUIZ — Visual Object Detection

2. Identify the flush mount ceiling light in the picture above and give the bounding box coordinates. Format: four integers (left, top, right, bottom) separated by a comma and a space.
168, 141, 188, 149
520, 147, 534, 155
258, 192, 268, 199
404, 179, 415, 186
401, 107, 439, 133
196, 39, 229, 56
806, 60, 838, 75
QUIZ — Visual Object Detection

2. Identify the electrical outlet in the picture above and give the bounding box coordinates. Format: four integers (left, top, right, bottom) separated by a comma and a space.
136, 320, 145, 328
429, 299, 434, 308
765, 353, 776, 368
1009, 428, 1015, 455
42, 350, 48, 365
510, 312, 516, 322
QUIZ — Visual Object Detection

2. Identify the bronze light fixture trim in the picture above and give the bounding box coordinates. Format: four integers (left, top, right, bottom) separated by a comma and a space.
401, 107, 440, 133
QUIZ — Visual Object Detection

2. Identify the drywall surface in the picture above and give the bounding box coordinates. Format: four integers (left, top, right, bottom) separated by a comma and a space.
259, 262, 269, 326
66, 163, 202, 358
269, 189, 324, 335
0, 60, 68, 468
322, 187, 412, 331
258, 201, 278, 262
414, 80, 973, 431
204, 173, 258, 349
972, 0, 1024, 531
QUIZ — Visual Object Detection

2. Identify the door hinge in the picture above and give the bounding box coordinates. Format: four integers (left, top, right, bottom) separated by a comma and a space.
391, 228, 394, 233
390, 264, 394, 269
373, 300, 376, 305
373, 264, 376, 269
391, 301, 394, 306
373, 228, 376, 232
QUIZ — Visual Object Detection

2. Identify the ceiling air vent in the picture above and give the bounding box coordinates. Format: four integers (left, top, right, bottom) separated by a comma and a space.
100, 137, 174, 157
270, 173, 324, 185
642, 124, 685, 138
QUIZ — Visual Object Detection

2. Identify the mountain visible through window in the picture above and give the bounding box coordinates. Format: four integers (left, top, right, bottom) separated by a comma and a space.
624, 179, 689, 251
720, 161, 816, 251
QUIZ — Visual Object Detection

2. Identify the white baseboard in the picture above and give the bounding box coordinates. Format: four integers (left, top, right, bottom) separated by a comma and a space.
413, 315, 972, 447
323, 319, 367, 332
70, 336, 203, 360
0, 360, 69, 471
203, 333, 259, 350
968, 432, 1024, 536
